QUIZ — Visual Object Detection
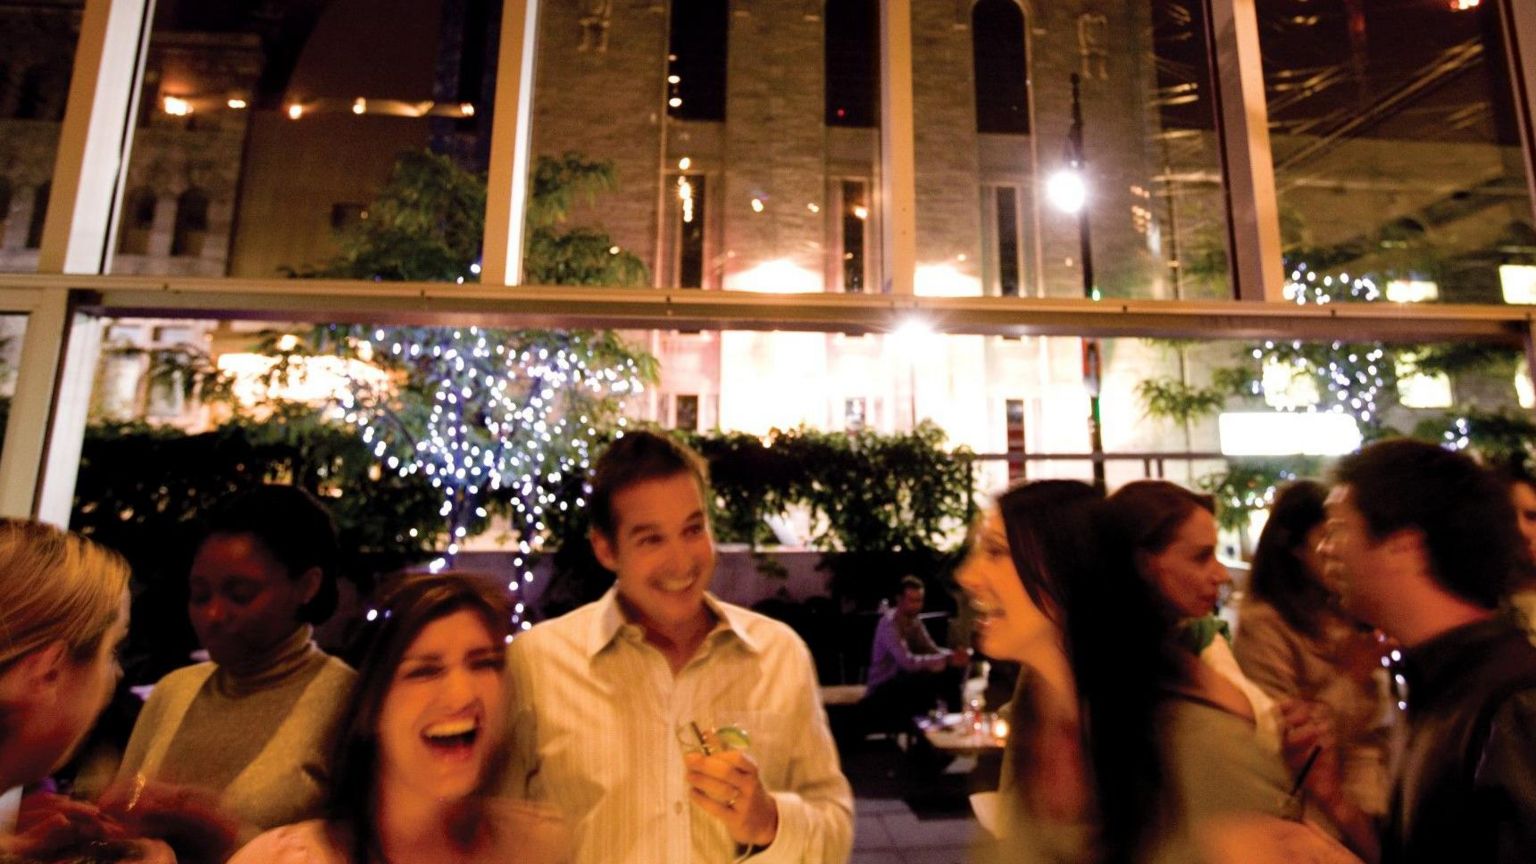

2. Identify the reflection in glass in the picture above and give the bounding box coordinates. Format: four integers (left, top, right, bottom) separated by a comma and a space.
841, 180, 868, 293
1260, 0, 1535, 305
111, 0, 496, 279
0, 314, 24, 452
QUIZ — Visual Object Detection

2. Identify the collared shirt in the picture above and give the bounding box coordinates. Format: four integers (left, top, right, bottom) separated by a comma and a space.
1387, 614, 1536, 864
865, 609, 948, 691
503, 589, 853, 864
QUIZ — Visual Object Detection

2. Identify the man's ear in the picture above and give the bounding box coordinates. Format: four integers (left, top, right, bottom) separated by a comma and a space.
589, 528, 619, 573
1381, 526, 1426, 562
296, 565, 322, 606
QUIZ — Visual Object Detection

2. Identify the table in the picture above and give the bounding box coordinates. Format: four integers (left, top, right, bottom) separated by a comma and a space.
915, 711, 1008, 755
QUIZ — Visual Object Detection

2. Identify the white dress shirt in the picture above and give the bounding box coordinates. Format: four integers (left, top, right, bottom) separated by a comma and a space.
503, 589, 854, 864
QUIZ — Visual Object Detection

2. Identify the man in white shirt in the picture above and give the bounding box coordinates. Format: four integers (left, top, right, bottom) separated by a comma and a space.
503, 431, 854, 864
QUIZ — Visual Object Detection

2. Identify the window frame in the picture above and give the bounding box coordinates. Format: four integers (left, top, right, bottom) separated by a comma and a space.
7, 0, 1536, 526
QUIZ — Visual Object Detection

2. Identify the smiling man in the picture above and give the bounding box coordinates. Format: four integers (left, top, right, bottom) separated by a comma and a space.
503, 431, 852, 864
1321, 439, 1536, 863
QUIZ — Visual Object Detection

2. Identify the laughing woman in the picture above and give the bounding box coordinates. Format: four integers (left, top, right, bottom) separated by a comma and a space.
228, 573, 567, 864
954, 479, 1105, 861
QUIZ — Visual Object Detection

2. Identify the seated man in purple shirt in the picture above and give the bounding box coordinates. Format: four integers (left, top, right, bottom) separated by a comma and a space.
861, 576, 969, 730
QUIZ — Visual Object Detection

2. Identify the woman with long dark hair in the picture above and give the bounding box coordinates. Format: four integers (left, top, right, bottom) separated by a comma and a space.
954, 479, 1106, 861
1082, 481, 1370, 862
1235, 480, 1391, 818
958, 478, 1358, 862
229, 572, 567, 863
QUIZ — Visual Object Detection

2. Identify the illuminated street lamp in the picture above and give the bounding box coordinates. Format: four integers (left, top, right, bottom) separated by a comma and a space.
1046, 169, 1087, 214
1064, 73, 1106, 490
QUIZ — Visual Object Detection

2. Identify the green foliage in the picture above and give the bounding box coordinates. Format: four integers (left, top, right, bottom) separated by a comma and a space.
1401, 343, 1521, 379
1198, 457, 1323, 531
275, 149, 658, 547
73, 407, 445, 566
690, 423, 975, 554
71, 407, 444, 679
1412, 408, 1536, 469
537, 424, 977, 618
313, 150, 487, 282
1135, 377, 1229, 426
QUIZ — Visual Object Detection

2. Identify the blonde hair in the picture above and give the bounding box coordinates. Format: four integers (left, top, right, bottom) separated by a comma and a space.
0, 519, 130, 671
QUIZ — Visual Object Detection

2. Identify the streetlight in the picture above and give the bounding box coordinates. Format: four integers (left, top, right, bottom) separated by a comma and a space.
1063, 73, 1106, 491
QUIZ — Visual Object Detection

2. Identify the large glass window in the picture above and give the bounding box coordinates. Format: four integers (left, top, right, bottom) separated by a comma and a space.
913, 0, 1231, 302
0, 313, 26, 451
0, 1, 77, 272
530, 0, 882, 295
111, 0, 496, 280
667, 0, 728, 122
1259, 0, 1535, 305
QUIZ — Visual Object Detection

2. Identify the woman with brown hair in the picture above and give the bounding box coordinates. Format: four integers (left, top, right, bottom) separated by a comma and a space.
228, 572, 567, 864
1235, 480, 1391, 818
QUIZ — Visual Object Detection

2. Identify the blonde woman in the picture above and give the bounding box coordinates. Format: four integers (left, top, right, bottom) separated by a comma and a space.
0, 519, 170, 861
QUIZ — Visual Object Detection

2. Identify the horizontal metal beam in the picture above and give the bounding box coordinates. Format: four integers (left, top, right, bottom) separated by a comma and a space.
0, 275, 1530, 346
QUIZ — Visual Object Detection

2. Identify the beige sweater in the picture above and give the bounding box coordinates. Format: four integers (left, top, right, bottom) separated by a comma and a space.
117, 627, 355, 839
1233, 599, 1391, 815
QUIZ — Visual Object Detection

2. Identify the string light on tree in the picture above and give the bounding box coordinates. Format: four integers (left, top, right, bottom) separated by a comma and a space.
1251, 264, 1395, 430
334, 324, 648, 634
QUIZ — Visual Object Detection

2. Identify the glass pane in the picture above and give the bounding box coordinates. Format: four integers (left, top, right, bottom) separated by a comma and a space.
111, 0, 497, 280
530, 1, 882, 293
915, 0, 1232, 300
0, 313, 27, 450
0, 1, 81, 273
1260, 0, 1535, 305
69, 307, 1535, 697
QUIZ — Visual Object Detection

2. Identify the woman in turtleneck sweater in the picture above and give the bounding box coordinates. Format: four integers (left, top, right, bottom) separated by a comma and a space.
115, 485, 356, 847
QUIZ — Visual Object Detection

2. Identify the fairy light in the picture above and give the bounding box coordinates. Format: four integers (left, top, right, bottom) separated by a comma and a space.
335, 320, 647, 634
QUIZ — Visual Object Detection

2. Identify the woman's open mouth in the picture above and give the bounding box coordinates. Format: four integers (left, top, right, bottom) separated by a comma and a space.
422, 718, 480, 755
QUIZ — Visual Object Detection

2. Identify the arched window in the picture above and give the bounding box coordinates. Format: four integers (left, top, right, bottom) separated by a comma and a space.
118, 187, 158, 255
14, 65, 47, 120
973, 0, 1030, 134
14, 64, 64, 121
667, 0, 728, 121
25, 182, 50, 249
171, 188, 209, 257
825, 0, 878, 127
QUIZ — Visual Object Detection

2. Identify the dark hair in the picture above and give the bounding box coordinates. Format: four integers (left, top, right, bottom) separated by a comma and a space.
1102, 480, 1215, 557
1497, 462, 1536, 494
1334, 438, 1518, 608
993, 479, 1102, 623
587, 431, 710, 541
897, 575, 925, 596
986, 480, 1173, 861
1062, 499, 1186, 863
326, 572, 511, 861
200, 485, 341, 624
1248, 480, 1331, 638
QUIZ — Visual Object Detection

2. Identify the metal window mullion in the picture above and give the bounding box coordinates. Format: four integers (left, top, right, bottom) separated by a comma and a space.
1503, 0, 1536, 232
482, 0, 540, 286
0, 290, 103, 526
8, 0, 151, 524
1206, 0, 1285, 302
879, 0, 917, 296
38, 0, 154, 275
